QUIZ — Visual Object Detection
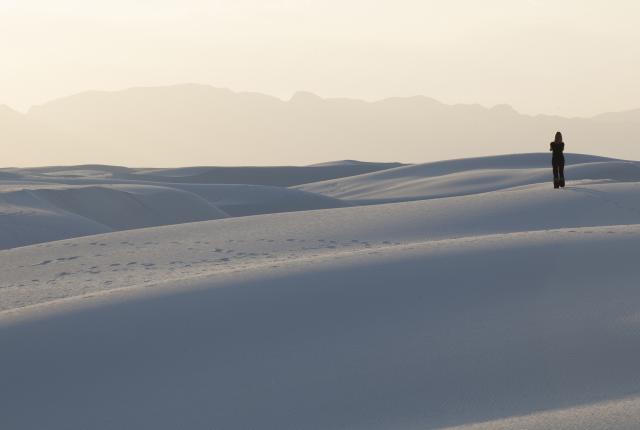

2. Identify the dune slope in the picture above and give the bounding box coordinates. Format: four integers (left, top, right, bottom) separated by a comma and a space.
0, 184, 229, 249
16, 160, 403, 187
3, 180, 640, 310
297, 153, 640, 203
0, 180, 349, 249
2, 226, 640, 429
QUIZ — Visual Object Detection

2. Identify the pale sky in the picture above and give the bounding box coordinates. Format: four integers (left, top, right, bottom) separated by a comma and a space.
1, 0, 639, 116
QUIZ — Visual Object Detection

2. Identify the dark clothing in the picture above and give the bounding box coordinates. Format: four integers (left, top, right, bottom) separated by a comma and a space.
550, 141, 565, 164
553, 162, 564, 182
550, 141, 565, 187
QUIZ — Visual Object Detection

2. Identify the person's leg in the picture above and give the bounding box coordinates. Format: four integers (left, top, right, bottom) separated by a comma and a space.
559, 163, 565, 187
553, 163, 560, 188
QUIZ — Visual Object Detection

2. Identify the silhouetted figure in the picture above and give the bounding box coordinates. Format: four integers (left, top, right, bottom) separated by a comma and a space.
550, 131, 565, 188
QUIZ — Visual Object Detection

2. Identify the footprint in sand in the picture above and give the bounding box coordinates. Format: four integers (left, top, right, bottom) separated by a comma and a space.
34, 260, 52, 266
57, 256, 79, 262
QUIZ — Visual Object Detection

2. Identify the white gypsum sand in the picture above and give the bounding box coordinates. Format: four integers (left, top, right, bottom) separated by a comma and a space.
2, 153, 640, 429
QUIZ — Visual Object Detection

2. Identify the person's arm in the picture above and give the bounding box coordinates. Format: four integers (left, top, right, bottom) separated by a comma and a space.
550, 142, 553, 151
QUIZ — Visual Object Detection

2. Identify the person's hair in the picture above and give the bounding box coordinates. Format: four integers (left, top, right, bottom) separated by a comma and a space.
555, 131, 563, 143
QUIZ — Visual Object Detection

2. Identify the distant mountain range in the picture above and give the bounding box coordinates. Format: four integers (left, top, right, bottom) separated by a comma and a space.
2, 84, 640, 166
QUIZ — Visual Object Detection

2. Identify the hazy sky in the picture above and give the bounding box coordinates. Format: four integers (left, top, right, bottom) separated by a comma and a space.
2, 0, 639, 116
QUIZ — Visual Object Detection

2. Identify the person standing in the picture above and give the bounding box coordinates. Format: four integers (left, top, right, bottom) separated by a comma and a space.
550, 131, 565, 188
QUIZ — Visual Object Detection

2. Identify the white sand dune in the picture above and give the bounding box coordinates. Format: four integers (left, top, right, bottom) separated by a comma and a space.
0, 175, 349, 249
297, 153, 640, 203
0, 184, 228, 249
16, 160, 402, 187
3, 180, 640, 311
2, 153, 640, 429
171, 183, 350, 216
128, 161, 404, 186
6, 153, 639, 249
2, 226, 640, 429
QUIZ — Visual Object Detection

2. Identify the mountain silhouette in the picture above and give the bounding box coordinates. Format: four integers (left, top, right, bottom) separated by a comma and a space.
3, 84, 640, 166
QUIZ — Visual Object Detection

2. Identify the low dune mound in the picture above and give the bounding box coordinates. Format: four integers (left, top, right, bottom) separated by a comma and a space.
126, 162, 404, 186
25, 164, 132, 176
0, 171, 22, 180
308, 159, 402, 167
0, 184, 228, 249
0, 181, 349, 249
19, 160, 403, 187
16, 160, 402, 186
297, 153, 639, 203
177, 183, 349, 216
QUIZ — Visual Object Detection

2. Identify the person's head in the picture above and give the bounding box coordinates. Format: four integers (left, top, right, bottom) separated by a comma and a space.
554, 131, 563, 143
